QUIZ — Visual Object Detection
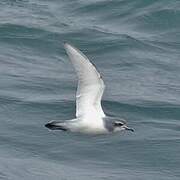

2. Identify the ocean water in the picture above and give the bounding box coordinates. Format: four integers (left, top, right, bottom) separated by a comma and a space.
0, 0, 180, 179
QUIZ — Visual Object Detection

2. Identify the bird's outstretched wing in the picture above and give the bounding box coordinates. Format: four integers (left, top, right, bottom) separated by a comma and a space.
64, 43, 105, 118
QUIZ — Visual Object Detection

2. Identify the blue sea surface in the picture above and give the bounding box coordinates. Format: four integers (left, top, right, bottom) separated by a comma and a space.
0, 0, 180, 179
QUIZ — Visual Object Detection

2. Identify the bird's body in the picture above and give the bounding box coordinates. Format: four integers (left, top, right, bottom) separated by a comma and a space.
45, 43, 134, 135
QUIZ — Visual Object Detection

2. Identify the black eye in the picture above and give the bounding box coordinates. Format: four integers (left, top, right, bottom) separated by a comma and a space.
114, 121, 124, 127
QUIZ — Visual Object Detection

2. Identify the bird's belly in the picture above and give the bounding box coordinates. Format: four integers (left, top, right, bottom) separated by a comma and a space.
79, 127, 107, 134
68, 118, 108, 134
75, 124, 108, 134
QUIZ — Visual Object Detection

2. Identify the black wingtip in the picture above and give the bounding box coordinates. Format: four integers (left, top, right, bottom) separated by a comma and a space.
63, 41, 68, 45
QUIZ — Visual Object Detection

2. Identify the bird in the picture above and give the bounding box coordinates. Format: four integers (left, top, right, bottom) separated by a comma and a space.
45, 43, 134, 134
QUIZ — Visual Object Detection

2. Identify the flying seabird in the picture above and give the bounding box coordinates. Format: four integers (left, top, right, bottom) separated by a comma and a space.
45, 43, 134, 134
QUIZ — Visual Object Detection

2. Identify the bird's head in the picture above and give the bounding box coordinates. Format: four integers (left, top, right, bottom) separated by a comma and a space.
113, 120, 134, 132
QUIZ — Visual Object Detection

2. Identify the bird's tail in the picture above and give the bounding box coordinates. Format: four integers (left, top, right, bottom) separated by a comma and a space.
45, 121, 67, 131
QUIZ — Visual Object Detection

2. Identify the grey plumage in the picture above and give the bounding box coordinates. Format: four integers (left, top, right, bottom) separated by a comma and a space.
45, 43, 134, 134
103, 117, 127, 132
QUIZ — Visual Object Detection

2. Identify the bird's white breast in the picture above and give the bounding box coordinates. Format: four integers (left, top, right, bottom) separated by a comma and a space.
70, 116, 108, 134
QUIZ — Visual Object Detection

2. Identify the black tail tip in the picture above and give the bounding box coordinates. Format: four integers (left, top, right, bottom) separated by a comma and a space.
45, 122, 54, 129
45, 122, 67, 131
